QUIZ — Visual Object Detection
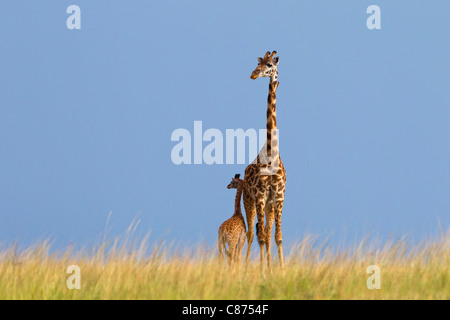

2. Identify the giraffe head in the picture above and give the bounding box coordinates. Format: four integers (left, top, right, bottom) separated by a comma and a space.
227, 174, 242, 189
250, 51, 279, 81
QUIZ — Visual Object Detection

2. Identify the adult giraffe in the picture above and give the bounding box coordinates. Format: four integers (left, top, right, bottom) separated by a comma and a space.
243, 51, 286, 270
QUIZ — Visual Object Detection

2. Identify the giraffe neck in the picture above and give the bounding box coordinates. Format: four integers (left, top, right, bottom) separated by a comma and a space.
270, 70, 278, 83
267, 80, 278, 131
233, 181, 244, 217
265, 75, 279, 157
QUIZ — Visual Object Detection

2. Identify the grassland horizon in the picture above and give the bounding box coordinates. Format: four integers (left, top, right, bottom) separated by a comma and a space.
0, 227, 448, 300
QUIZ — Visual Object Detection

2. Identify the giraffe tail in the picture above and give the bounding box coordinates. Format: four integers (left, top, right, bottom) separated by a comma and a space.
223, 235, 232, 257
235, 233, 245, 251
223, 237, 231, 258
219, 231, 231, 257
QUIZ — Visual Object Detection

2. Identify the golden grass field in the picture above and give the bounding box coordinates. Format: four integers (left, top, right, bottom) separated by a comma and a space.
0, 228, 448, 300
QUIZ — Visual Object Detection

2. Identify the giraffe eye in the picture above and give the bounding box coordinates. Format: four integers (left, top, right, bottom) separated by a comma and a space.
267, 64, 273, 68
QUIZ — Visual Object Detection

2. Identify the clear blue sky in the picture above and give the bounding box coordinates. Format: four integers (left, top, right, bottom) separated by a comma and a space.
0, 1, 449, 250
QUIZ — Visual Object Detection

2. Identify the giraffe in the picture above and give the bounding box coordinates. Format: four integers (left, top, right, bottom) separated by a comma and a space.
218, 174, 247, 266
243, 51, 286, 270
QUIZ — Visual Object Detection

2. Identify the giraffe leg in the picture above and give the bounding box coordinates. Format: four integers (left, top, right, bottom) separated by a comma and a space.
243, 191, 255, 266
218, 229, 225, 266
274, 199, 285, 268
256, 196, 267, 267
237, 232, 246, 266
218, 233, 224, 267
264, 204, 275, 271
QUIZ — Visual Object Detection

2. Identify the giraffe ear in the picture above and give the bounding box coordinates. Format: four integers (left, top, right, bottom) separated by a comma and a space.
273, 56, 279, 65
257, 57, 263, 64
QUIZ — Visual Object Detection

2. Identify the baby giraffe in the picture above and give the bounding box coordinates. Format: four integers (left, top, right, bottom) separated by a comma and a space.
218, 174, 247, 266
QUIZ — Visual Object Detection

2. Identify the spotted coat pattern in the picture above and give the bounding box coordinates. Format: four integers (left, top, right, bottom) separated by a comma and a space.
245, 51, 287, 269
218, 175, 247, 266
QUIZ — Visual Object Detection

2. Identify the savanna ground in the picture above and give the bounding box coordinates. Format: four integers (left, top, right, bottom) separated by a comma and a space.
0, 228, 448, 300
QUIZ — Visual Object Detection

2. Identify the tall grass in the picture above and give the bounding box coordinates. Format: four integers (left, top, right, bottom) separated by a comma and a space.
0, 228, 448, 299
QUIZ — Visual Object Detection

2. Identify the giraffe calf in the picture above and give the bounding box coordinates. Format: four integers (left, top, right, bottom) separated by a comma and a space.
218, 174, 247, 266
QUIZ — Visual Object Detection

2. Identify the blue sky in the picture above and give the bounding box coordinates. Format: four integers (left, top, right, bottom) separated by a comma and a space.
0, 1, 449, 250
